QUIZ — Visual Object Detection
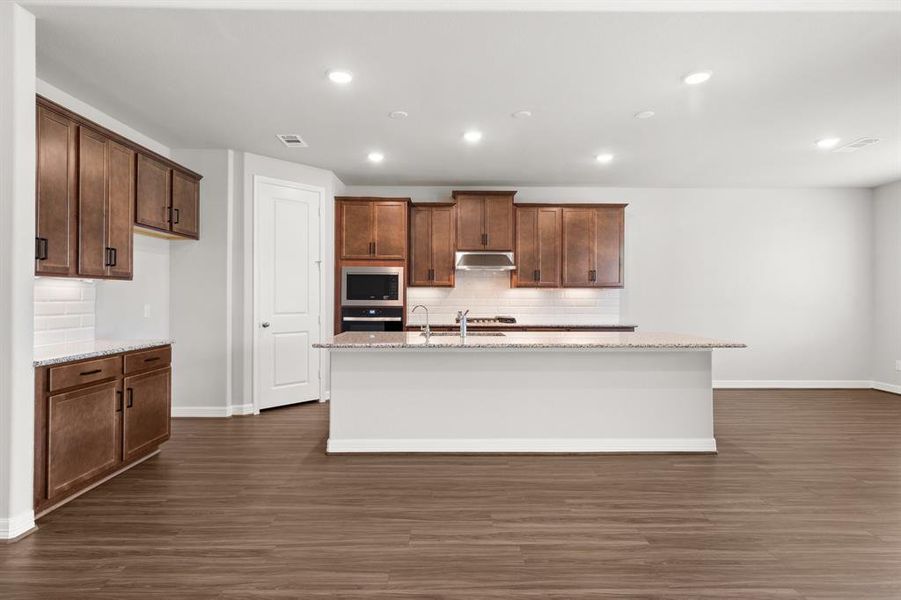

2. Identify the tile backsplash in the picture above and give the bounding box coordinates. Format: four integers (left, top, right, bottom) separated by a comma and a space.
406, 271, 621, 326
34, 278, 96, 347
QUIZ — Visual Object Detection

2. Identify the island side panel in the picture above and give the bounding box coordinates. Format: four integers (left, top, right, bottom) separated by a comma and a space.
327, 349, 715, 453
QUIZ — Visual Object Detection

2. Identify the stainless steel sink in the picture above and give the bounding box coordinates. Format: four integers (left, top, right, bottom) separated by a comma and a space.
420, 332, 505, 337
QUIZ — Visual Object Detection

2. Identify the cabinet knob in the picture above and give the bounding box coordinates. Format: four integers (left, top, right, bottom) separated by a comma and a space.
261, 322, 271, 328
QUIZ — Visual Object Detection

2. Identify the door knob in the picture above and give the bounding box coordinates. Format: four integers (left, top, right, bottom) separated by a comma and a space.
261, 322, 271, 328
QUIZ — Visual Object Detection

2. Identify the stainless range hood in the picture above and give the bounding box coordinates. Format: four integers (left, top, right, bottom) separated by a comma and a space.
454, 251, 516, 271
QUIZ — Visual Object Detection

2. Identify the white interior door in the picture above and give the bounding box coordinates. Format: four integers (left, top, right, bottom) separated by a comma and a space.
254, 178, 321, 410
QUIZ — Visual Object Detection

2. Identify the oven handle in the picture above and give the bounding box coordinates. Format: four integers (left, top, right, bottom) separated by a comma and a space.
342, 317, 403, 322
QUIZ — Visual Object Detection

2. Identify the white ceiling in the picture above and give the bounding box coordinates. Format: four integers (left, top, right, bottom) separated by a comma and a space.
27, 3, 901, 187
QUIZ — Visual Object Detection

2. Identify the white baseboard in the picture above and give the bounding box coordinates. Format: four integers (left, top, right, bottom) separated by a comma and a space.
872, 381, 901, 395
172, 403, 254, 418
714, 380, 873, 389
327, 437, 717, 454
228, 403, 254, 416
1, 511, 35, 541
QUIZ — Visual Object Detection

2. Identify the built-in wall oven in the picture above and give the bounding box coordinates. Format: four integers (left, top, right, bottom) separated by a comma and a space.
340, 266, 404, 332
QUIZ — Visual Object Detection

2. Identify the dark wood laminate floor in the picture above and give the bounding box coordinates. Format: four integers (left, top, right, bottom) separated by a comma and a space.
2, 389, 900, 599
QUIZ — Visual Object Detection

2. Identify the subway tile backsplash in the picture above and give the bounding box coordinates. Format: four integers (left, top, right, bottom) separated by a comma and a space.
34, 278, 96, 347
406, 271, 621, 326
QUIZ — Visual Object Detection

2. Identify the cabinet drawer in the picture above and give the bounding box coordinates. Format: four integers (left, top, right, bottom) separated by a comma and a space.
49, 356, 122, 392
124, 346, 171, 374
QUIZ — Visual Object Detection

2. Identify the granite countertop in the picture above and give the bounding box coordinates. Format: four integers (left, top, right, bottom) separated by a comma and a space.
315, 331, 745, 350
34, 339, 174, 367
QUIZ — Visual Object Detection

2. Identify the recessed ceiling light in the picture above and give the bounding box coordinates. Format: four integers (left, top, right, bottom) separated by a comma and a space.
463, 130, 483, 143
815, 137, 841, 150
327, 69, 353, 84
683, 71, 712, 85
634, 110, 656, 120
595, 153, 614, 164
512, 110, 532, 119
367, 151, 384, 163
388, 110, 408, 119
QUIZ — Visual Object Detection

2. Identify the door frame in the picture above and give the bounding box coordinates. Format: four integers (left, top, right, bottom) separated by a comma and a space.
251, 175, 325, 415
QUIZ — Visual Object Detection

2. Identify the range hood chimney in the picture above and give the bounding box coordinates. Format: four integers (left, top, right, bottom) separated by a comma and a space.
454, 251, 516, 272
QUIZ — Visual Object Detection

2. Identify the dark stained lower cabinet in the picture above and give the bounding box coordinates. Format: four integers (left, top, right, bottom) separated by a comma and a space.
123, 368, 171, 462
46, 380, 121, 499
34, 345, 172, 516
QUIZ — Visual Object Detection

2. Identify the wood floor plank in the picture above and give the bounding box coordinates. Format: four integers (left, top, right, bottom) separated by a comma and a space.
1, 389, 899, 599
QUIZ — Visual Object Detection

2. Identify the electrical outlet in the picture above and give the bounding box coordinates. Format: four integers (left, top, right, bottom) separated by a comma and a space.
895, 360, 901, 372
143, 304, 151, 319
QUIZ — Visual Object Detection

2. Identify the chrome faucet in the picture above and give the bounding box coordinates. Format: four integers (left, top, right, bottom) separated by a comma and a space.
411, 305, 431, 338
457, 309, 470, 340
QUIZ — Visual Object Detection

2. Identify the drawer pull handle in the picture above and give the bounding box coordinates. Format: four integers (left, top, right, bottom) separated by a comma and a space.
80, 369, 102, 376
126, 388, 134, 409
116, 390, 123, 412
144, 357, 160, 363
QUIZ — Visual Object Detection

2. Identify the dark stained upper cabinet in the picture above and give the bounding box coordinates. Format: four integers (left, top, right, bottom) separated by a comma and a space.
35, 95, 200, 280
171, 170, 200, 239
77, 127, 135, 280
561, 205, 625, 288
337, 198, 408, 260
453, 191, 515, 251
513, 206, 562, 288
35, 105, 78, 277
409, 204, 455, 287
135, 154, 171, 232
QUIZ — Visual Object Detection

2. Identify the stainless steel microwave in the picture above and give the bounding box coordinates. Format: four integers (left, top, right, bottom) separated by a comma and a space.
341, 266, 404, 307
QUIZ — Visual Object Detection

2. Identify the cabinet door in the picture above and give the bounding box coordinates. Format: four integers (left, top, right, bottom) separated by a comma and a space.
484, 195, 514, 251
340, 201, 374, 259
372, 201, 407, 259
562, 208, 595, 287
123, 367, 171, 462
515, 207, 561, 287
514, 207, 539, 287
593, 206, 624, 287
409, 206, 433, 286
77, 127, 109, 278
171, 170, 200, 238
46, 380, 121, 499
455, 195, 485, 250
429, 206, 456, 286
536, 207, 562, 286
106, 140, 134, 279
136, 154, 171, 232
35, 106, 77, 276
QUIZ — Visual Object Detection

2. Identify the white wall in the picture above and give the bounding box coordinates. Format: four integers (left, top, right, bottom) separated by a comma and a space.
0, 1, 36, 540
95, 233, 170, 339
169, 149, 237, 415
234, 152, 344, 409
346, 185, 875, 386
872, 180, 901, 393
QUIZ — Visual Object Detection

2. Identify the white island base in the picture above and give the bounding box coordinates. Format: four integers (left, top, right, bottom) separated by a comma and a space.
326, 347, 719, 454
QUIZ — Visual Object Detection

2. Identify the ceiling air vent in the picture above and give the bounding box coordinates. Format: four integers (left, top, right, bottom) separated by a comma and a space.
833, 137, 881, 153
276, 134, 308, 148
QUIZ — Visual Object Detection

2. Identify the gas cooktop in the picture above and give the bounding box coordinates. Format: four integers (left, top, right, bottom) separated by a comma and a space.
454, 315, 517, 326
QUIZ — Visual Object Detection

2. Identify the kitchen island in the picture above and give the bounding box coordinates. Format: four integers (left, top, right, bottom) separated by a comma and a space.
315, 331, 745, 454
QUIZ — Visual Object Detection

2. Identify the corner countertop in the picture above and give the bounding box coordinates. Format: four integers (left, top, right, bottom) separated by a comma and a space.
314, 331, 745, 350
34, 339, 174, 367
